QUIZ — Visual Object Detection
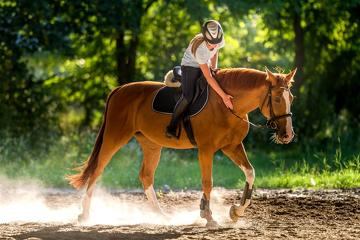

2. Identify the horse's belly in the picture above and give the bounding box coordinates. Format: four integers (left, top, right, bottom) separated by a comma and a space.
136, 111, 195, 149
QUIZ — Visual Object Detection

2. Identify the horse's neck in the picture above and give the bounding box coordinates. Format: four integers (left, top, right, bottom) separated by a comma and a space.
217, 68, 269, 115
233, 85, 268, 115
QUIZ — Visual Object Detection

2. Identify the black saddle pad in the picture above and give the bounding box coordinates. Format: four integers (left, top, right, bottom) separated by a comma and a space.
152, 77, 209, 117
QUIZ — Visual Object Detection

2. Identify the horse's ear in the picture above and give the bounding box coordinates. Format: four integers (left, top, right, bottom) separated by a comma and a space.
285, 68, 297, 84
265, 67, 277, 86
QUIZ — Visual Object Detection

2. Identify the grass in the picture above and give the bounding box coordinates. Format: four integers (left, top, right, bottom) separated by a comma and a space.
0, 132, 359, 190
255, 168, 360, 188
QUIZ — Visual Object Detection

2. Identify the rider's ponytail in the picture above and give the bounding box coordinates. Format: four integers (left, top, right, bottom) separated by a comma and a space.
190, 34, 205, 57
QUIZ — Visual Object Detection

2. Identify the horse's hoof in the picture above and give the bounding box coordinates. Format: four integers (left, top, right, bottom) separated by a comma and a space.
229, 205, 240, 222
77, 213, 88, 223
206, 219, 220, 229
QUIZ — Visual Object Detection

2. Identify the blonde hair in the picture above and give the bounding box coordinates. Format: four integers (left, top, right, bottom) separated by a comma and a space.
190, 33, 205, 57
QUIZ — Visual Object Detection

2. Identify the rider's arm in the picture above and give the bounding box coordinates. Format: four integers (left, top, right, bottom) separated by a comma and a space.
210, 51, 218, 69
199, 64, 233, 110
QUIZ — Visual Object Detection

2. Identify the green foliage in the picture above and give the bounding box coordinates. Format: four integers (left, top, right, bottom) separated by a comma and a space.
0, 0, 359, 188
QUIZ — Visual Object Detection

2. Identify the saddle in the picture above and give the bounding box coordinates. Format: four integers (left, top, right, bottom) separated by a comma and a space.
152, 66, 209, 145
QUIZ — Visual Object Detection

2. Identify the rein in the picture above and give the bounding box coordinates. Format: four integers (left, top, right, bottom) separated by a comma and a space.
229, 85, 292, 130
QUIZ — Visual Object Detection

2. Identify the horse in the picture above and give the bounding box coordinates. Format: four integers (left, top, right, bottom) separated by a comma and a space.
67, 67, 296, 227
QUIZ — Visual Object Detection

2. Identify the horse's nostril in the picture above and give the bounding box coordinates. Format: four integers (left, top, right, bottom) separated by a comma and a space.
283, 134, 289, 139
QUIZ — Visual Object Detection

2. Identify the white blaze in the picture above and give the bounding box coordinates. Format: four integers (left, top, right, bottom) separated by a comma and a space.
283, 90, 293, 138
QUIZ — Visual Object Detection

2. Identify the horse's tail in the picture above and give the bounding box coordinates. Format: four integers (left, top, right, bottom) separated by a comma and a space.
66, 87, 121, 190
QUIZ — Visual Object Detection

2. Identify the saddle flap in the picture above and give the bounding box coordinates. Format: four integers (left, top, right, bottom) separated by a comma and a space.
152, 78, 209, 117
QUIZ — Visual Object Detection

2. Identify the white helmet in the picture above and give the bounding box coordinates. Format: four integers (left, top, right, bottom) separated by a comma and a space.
201, 20, 223, 44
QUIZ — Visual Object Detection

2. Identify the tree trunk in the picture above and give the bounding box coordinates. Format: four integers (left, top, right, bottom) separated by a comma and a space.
115, 30, 128, 86
115, 0, 157, 85
293, 8, 305, 92
127, 33, 139, 82
115, 32, 139, 85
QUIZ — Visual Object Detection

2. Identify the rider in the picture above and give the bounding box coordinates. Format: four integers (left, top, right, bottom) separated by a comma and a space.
166, 20, 234, 138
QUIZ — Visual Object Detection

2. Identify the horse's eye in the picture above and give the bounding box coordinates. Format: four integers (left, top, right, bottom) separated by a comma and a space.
274, 96, 281, 103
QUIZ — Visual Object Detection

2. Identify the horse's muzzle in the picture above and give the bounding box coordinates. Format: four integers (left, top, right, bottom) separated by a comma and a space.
279, 129, 295, 144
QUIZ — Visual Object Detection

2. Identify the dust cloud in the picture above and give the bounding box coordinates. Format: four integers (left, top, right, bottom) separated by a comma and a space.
0, 176, 235, 226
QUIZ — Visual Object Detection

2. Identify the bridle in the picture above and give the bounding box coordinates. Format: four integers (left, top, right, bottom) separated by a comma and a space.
230, 84, 293, 130
261, 85, 293, 129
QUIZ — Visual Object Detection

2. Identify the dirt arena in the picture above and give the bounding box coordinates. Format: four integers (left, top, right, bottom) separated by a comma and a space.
0, 188, 359, 240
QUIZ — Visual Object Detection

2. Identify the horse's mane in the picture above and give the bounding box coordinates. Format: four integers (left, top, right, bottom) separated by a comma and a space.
216, 67, 293, 90
216, 68, 268, 90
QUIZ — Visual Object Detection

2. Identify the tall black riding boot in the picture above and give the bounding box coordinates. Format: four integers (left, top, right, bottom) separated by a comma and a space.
166, 97, 190, 138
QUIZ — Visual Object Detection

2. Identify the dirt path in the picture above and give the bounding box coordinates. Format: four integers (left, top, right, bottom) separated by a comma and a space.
0, 188, 359, 240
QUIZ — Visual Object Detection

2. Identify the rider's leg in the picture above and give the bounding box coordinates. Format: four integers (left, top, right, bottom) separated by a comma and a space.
166, 96, 190, 138
166, 66, 201, 138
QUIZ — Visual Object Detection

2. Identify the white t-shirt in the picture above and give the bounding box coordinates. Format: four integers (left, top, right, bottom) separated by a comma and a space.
181, 39, 225, 68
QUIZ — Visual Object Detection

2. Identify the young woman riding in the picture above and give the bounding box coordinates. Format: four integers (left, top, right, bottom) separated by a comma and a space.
166, 20, 234, 138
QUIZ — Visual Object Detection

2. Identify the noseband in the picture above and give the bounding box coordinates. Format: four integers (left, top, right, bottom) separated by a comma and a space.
261, 85, 293, 130
230, 84, 293, 130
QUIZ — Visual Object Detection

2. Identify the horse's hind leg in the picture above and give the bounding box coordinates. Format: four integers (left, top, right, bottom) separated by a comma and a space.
135, 133, 164, 215
79, 130, 133, 222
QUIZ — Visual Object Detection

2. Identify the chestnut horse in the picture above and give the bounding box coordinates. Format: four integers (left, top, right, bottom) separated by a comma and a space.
67, 67, 296, 227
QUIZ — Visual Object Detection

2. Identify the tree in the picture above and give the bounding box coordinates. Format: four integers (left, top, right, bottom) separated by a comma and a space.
0, 0, 76, 136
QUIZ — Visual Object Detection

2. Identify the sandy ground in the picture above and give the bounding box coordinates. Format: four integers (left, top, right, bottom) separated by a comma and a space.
0, 188, 359, 240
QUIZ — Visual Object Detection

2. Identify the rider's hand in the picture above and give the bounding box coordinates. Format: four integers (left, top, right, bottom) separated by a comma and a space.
210, 67, 220, 75
222, 94, 234, 110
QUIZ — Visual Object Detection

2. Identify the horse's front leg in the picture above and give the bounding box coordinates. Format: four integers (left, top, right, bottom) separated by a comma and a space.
222, 143, 255, 222
198, 149, 219, 228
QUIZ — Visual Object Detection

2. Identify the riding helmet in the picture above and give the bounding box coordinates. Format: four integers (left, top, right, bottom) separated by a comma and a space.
201, 20, 223, 44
